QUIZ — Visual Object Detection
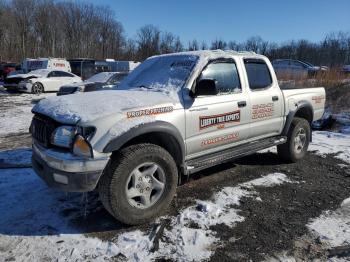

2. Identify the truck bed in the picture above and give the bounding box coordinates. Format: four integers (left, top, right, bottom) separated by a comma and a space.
282, 87, 326, 122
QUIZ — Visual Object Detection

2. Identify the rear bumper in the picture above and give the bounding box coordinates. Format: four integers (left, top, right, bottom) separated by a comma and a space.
32, 143, 110, 192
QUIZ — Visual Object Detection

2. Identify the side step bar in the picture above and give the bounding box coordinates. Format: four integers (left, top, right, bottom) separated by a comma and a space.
185, 136, 287, 174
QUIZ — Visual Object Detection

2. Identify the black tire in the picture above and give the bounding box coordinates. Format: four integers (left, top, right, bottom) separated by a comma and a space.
99, 143, 178, 225
32, 82, 44, 94
278, 117, 311, 162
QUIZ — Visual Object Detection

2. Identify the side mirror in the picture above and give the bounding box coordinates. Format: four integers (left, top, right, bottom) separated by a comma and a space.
195, 79, 217, 96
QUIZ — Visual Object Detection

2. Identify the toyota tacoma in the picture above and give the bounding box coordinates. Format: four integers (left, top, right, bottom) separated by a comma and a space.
30, 50, 325, 225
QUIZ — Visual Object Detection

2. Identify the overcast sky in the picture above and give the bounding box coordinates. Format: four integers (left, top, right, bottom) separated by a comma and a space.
86, 0, 350, 44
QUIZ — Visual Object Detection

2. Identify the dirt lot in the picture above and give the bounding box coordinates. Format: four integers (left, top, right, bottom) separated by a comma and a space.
0, 91, 349, 261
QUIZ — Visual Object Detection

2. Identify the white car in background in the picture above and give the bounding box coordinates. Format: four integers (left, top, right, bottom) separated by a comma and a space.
16, 69, 81, 94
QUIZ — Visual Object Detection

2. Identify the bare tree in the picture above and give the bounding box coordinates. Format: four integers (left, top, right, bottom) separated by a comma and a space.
136, 24, 160, 60
211, 39, 227, 50
188, 39, 199, 51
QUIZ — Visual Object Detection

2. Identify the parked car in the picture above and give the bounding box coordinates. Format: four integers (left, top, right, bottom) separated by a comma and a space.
57, 71, 129, 96
272, 59, 328, 79
30, 50, 325, 225
0, 63, 17, 80
69, 58, 140, 80
6, 69, 81, 94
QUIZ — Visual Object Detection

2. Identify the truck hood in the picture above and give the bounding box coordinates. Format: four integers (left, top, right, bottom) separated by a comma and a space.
32, 89, 181, 124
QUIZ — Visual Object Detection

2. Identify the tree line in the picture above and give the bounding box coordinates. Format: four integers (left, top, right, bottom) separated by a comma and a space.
0, 0, 349, 67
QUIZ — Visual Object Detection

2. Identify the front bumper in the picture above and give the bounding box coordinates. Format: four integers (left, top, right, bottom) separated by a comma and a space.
4, 83, 19, 91
18, 82, 32, 93
32, 143, 110, 192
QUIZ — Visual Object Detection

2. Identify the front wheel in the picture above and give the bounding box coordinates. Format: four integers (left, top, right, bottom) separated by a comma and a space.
277, 117, 311, 162
31, 82, 44, 94
99, 143, 178, 225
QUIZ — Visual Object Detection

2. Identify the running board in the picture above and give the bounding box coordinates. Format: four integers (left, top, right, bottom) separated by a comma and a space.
185, 136, 287, 174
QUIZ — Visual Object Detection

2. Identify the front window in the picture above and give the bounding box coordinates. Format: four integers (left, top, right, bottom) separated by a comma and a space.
199, 61, 241, 94
119, 55, 198, 91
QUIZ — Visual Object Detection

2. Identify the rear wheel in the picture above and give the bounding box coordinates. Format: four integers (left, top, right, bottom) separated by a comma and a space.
99, 143, 178, 225
31, 82, 44, 94
278, 117, 311, 162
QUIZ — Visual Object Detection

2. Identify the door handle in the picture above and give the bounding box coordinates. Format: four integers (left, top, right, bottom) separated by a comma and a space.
237, 101, 246, 108
272, 96, 279, 101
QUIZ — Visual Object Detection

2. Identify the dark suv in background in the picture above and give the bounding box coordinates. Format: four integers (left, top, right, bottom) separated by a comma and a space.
272, 59, 328, 79
57, 71, 128, 96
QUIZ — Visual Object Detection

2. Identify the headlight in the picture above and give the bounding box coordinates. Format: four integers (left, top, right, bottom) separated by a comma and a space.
51, 126, 76, 148
73, 135, 93, 158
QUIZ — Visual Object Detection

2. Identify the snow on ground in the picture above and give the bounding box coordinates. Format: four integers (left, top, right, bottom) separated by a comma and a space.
309, 131, 350, 164
0, 147, 292, 261
260, 130, 350, 165
0, 93, 53, 138
308, 197, 350, 248
0, 148, 31, 165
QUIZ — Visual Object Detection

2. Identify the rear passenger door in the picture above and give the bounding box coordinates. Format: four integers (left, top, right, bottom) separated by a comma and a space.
244, 58, 284, 140
185, 59, 251, 158
46, 71, 62, 91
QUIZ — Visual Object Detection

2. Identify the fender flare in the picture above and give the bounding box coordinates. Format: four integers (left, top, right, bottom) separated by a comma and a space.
103, 121, 185, 161
282, 100, 313, 140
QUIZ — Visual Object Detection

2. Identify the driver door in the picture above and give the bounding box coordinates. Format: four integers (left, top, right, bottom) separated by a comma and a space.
185, 59, 251, 159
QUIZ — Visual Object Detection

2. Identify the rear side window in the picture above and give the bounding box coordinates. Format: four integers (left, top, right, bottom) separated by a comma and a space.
199, 62, 241, 94
244, 59, 272, 90
54, 71, 73, 77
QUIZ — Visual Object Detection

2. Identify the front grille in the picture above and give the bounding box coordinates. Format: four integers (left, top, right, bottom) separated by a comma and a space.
30, 115, 57, 147
4, 77, 23, 84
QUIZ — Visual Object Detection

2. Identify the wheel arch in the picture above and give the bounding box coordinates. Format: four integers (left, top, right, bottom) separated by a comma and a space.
103, 121, 185, 173
282, 100, 313, 138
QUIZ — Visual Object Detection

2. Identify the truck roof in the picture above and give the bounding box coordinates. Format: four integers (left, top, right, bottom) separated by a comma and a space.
152, 49, 265, 60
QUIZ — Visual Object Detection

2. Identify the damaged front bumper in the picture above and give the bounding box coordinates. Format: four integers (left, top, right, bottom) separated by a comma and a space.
32, 142, 110, 192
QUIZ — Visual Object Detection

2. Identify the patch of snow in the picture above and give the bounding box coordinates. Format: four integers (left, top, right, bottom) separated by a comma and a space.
264, 253, 297, 262
0, 148, 31, 165
0, 93, 53, 137
310, 131, 350, 164
308, 197, 350, 247
157, 227, 217, 261
341, 197, 350, 207
0, 234, 120, 261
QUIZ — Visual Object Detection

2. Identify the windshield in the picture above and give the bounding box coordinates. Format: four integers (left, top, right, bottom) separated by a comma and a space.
119, 55, 198, 91
86, 72, 116, 83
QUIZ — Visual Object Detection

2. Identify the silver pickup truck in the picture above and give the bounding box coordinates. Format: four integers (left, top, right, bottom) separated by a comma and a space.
30, 50, 325, 225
